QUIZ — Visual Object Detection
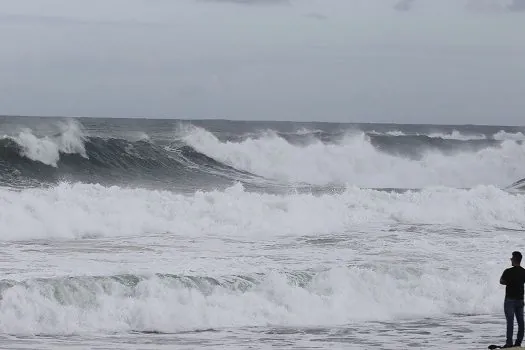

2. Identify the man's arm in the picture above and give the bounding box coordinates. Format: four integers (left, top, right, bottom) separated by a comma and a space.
500, 270, 508, 285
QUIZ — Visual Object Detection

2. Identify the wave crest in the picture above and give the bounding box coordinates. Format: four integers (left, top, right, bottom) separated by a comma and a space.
0, 266, 502, 335
181, 124, 525, 188
2, 118, 525, 189
1, 182, 524, 241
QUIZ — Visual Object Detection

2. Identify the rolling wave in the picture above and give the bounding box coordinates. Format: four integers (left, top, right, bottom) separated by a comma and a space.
367, 134, 503, 159
0, 130, 259, 190
2, 182, 524, 241
1, 118, 525, 190
506, 177, 525, 192
0, 266, 503, 335
181, 124, 525, 189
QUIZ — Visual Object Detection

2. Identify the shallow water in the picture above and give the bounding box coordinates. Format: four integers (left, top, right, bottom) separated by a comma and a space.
0, 315, 509, 349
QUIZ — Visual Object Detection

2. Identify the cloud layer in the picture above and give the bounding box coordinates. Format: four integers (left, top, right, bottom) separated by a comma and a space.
0, 0, 524, 125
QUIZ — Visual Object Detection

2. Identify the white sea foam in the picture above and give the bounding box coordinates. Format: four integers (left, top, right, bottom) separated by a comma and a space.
494, 130, 525, 141
352, 129, 525, 141
180, 125, 525, 188
0, 182, 524, 241
369, 129, 488, 140
3, 119, 88, 167
426, 130, 487, 140
0, 263, 504, 335
0, 180, 519, 336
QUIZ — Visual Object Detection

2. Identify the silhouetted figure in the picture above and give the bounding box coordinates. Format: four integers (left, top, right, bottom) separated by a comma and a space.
500, 251, 525, 348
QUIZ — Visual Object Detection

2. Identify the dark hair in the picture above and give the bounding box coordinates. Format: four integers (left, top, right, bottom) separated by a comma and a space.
512, 251, 523, 263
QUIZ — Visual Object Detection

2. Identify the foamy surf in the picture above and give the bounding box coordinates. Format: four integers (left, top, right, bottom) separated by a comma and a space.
180, 125, 525, 188
1, 182, 524, 241
0, 265, 504, 335
1, 116, 524, 350
2, 119, 88, 167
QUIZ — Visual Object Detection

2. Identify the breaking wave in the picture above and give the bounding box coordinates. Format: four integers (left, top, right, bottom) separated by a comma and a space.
180, 124, 525, 189
1, 118, 525, 189
0, 266, 503, 335
1, 182, 524, 241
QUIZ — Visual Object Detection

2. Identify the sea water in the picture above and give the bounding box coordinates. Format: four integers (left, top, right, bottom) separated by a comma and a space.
1, 116, 525, 349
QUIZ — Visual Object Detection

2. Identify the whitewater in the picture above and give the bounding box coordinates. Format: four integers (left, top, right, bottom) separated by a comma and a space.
1, 116, 525, 349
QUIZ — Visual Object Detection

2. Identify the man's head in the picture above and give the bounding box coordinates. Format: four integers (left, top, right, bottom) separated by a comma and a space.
511, 251, 523, 266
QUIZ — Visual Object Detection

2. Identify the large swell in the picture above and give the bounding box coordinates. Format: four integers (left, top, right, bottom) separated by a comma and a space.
1, 117, 525, 190
0, 119, 259, 191
0, 266, 503, 335
180, 124, 525, 189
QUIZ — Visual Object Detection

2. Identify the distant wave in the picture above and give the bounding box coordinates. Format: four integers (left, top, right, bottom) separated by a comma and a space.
1, 118, 525, 189
367, 129, 525, 141
181, 124, 525, 189
367, 134, 502, 158
0, 121, 259, 190
506, 177, 525, 192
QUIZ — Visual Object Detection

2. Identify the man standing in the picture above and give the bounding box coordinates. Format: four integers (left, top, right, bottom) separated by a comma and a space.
500, 251, 525, 348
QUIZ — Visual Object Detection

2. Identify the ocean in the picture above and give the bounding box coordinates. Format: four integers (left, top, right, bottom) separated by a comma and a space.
1, 115, 525, 349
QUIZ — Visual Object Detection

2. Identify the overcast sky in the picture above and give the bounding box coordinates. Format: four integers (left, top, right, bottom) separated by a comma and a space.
0, 0, 524, 125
